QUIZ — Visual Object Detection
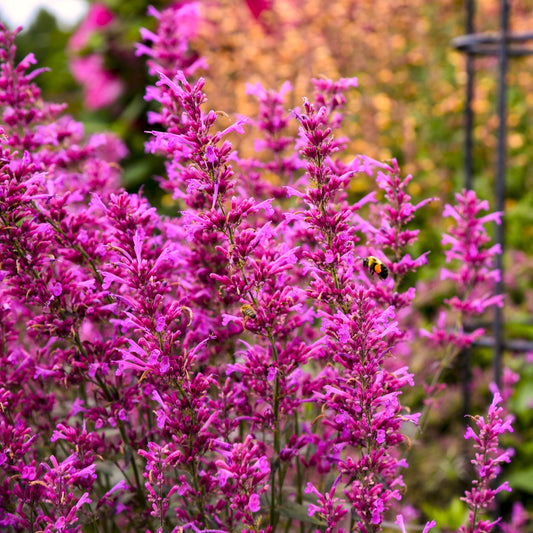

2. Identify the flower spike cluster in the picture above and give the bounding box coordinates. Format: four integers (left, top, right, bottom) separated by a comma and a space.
0, 12, 518, 533
290, 81, 420, 532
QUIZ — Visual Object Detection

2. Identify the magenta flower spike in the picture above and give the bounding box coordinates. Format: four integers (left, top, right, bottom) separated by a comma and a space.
292, 80, 417, 531
460, 387, 514, 533
421, 189, 503, 350
0, 9, 521, 532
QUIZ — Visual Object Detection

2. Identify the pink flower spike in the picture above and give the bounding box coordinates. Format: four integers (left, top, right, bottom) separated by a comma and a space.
460, 389, 514, 533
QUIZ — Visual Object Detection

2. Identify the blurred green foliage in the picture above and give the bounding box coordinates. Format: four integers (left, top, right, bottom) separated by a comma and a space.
422, 498, 469, 531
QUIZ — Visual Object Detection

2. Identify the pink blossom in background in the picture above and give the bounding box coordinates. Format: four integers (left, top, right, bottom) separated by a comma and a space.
70, 54, 124, 109
68, 3, 114, 51
67, 3, 122, 109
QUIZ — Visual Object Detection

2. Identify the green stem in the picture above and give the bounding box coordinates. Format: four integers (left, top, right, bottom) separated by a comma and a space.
414, 308, 465, 441
294, 410, 305, 533
415, 343, 460, 438
267, 330, 281, 531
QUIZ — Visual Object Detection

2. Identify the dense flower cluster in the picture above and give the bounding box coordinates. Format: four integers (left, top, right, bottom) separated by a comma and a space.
0, 3, 522, 532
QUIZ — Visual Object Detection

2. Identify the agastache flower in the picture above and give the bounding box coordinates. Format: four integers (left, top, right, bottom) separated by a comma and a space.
440, 190, 503, 295
70, 54, 124, 110
148, 71, 244, 212
460, 386, 514, 533
499, 502, 529, 533
305, 476, 348, 532
242, 81, 301, 208
0, 13, 522, 533
414, 190, 505, 437
138, 3, 207, 150
138, 442, 184, 527
136, 3, 206, 79
317, 292, 412, 530
419, 190, 503, 387
312, 76, 359, 129
214, 436, 270, 528
67, 4, 125, 109
293, 82, 414, 531
354, 156, 433, 313
395, 513, 436, 533
68, 3, 114, 52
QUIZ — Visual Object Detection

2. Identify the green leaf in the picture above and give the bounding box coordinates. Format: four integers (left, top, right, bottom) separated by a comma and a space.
507, 468, 533, 494
278, 502, 326, 526
422, 497, 468, 530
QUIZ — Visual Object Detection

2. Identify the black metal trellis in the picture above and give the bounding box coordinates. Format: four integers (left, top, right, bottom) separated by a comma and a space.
451, 0, 533, 388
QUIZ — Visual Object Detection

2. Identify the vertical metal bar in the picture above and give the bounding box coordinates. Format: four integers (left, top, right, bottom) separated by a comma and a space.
464, 0, 476, 190
460, 0, 476, 431
493, 0, 510, 388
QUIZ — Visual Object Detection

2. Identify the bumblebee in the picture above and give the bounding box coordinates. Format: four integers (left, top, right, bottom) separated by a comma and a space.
240, 304, 257, 320
362, 256, 388, 280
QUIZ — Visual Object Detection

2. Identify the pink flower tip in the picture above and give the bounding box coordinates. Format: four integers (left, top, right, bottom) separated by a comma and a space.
248, 493, 261, 512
